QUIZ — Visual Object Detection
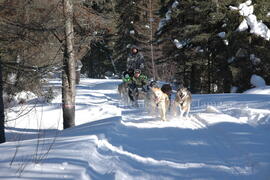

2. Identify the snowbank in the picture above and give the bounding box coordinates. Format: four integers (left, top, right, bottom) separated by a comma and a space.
1, 78, 270, 179
250, 74, 266, 87
244, 86, 270, 94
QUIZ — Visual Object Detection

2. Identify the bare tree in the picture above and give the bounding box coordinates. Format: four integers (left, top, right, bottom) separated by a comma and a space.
62, 0, 76, 129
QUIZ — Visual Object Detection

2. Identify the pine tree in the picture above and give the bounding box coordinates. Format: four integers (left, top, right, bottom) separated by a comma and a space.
225, 0, 270, 91
113, 0, 143, 73
157, 0, 270, 93
113, 0, 166, 79
134, 0, 163, 79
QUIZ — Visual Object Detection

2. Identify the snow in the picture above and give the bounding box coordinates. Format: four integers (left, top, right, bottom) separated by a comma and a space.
217, 32, 229, 45
250, 54, 261, 65
173, 39, 189, 49
157, 0, 179, 31
217, 32, 226, 38
231, 86, 238, 93
171, 1, 179, 9
238, 0, 253, 16
173, 39, 184, 49
250, 74, 266, 87
231, 0, 270, 40
1, 78, 270, 179
227, 56, 236, 63
237, 19, 249, 32
7, 73, 17, 84
244, 85, 270, 94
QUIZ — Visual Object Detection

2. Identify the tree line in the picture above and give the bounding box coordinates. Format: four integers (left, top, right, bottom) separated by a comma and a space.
82, 0, 270, 93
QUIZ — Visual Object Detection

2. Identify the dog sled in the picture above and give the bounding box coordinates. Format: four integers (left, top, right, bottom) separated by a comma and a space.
118, 80, 192, 121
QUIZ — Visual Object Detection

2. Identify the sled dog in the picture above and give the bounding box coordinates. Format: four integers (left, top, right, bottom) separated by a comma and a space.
173, 87, 192, 118
144, 81, 159, 113
150, 87, 170, 121
128, 82, 139, 107
161, 84, 173, 110
118, 82, 129, 104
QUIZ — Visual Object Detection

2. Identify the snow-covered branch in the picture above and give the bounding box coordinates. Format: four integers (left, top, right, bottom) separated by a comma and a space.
230, 0, 270, 40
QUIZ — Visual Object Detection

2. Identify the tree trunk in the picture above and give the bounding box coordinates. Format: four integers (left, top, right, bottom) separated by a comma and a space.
190, 64, 201, 94
75, 70, 80, 84
62, 0, 76, 129
0, 63, 6, 143
149, 0, 156, 80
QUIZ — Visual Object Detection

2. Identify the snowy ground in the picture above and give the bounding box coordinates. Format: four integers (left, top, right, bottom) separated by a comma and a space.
1, 78, 270, 180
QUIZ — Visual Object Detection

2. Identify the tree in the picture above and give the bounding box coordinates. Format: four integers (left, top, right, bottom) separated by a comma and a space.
113, 0, 143, 73
81, 38, 113, 78
157, 0, 270, 93
62, 0, 76, 129
113, 0, 166, 79
135, 0, 166, 80
0, 0, 64, 97
0, 61, 5, 143
79, 0, 117, 78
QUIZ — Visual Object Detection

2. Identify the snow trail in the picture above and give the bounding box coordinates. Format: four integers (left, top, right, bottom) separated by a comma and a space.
1, 78, 270, 179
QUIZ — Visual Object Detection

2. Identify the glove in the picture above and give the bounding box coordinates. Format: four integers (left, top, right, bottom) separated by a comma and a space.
123, 77, 130, 82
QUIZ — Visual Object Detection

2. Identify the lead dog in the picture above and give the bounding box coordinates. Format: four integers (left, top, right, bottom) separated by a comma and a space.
173, 87, 192, 118
150, 87, 170, 121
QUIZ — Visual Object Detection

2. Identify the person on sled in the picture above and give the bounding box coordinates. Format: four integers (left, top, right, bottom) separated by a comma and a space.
126, 46, 145, 71
123, 69, 148, 91
122, 45, 147, 87
122, 69, 147, 107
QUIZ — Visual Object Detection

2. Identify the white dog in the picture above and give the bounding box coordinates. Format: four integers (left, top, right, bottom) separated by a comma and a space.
148, 87, 170, 121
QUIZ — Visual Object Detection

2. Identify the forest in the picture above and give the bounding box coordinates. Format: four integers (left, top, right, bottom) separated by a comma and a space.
0, 1, 270, 179
0, 0, 270, 142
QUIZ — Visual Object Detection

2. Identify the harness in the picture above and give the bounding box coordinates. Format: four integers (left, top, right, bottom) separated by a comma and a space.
154, 93, 168, 107
176, 92, 186, 106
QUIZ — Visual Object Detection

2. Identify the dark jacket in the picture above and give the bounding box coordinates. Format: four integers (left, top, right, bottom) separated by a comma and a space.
127, 49, 144, 70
